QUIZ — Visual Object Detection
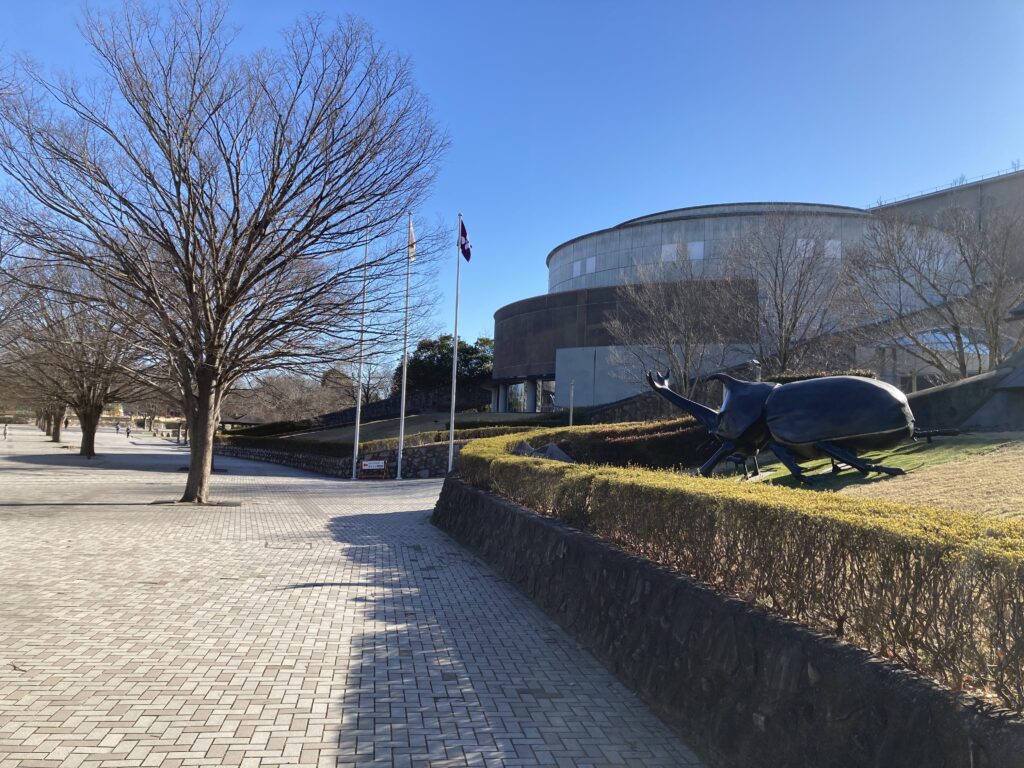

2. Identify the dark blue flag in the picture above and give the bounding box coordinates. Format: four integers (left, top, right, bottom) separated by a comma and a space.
459, 219, 472, 262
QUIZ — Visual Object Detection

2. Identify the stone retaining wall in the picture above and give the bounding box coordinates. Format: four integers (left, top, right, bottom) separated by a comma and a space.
215, 441, 462, 479
432, 478, 1024, 768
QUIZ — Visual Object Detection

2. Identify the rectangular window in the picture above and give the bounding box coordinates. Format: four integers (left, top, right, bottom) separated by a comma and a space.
825, 239, 842, 260
586, 256, 596, 274
687, 240, 704, 260
572, 260, 582, 278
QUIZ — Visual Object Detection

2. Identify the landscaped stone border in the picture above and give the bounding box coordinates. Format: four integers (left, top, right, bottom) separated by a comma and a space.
215, 441, 462, 479
432, 477, 1024, 768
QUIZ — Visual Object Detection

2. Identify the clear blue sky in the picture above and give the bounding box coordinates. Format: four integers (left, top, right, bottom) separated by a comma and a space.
3, 1, 1022, 341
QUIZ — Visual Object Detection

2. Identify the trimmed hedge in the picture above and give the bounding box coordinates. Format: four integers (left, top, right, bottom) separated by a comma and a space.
549, 417, 713, 469
458, 426, 1024, 711
767, 369, 877, 384
218, 424, 536, 457
226, 418, 315, 437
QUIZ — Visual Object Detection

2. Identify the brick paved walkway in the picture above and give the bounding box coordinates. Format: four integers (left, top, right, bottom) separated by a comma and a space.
0, 425, 703, 767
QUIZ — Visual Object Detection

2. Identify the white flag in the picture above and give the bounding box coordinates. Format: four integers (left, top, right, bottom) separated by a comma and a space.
408, 216, 416, 262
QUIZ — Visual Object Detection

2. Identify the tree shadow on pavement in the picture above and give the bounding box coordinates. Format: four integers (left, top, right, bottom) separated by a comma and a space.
319, 509, 699, 767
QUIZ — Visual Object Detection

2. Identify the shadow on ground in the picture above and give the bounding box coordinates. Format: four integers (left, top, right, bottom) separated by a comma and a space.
316, 509, 698, 766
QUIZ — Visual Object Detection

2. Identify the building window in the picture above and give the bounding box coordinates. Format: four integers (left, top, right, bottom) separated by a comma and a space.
586, 256, 596, 273
572, 260, 582, 278
662, 242, 703, 261
825, 239, 841, 260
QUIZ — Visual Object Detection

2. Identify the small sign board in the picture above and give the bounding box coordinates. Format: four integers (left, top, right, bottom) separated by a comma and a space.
358, 459, 387, 479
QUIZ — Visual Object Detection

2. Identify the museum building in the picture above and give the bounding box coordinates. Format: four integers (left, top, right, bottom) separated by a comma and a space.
489, 169, 1024, 412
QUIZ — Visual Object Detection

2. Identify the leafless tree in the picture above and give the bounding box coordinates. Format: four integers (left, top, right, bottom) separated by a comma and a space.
725, 210, 846, 374
846, 207, 1024, 382
0, 1, 446, 501
221, 372, 353, 424
606, 255, 749, 398
0, 264, 150, 456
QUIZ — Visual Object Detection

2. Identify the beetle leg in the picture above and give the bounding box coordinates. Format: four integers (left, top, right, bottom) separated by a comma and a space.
815, 441, 906, 478
768, 442, 811, 483
698, 441, 736, 477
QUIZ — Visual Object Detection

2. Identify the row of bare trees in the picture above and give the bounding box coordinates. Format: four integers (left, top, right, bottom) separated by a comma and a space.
0, 0, 446, 502
610, 205, 1024, 391
0, 263, 151, 456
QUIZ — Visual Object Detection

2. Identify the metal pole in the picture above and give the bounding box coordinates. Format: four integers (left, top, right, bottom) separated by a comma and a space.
569, 379, 575, 427
447, 214, 462, 474
397, 213, 413, 480
351, 228, 369, 480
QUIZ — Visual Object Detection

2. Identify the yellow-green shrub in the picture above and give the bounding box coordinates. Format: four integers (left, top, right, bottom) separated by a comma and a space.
458, 427, 1024, 711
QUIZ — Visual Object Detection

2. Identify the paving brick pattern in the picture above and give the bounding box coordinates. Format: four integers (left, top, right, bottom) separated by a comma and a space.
0, 426, 703, 767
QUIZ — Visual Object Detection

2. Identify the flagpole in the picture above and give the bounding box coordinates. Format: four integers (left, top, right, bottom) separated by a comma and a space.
351, 225, 369, 481
397, 213, 412, 480
447, 214, 462, 473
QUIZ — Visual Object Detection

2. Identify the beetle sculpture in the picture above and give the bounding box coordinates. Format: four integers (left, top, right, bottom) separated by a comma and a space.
646, 370, 918, 482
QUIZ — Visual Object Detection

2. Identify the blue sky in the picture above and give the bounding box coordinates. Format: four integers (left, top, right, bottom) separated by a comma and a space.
3, 1, 1022, 341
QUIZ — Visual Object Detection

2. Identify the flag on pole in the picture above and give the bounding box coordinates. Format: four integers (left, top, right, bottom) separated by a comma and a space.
459, 219, 472, 262
408, 217, 417, 262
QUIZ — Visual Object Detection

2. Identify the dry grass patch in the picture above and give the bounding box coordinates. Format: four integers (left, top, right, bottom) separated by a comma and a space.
844, 437, 1024, 519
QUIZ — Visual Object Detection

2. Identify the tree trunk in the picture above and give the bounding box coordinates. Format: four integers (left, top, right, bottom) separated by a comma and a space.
50, 405, 66, 443
44, 412, 52, 436
180, 368, 220, 503
77, 404, 102, 458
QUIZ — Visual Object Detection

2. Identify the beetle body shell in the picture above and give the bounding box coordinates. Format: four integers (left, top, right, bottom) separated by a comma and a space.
646, 370, 917, 480
765, 376, 914, 458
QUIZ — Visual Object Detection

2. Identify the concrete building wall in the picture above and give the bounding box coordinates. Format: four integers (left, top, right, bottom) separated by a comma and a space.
546, 202, 872, 294
874, 169, 1024, 221
553, 347, 645, 409
492, 287, 620, 381
552, 343, 752, 409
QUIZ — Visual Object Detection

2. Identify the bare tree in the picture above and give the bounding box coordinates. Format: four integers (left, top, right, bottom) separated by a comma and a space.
846, 207, 1024, 382
0, 1, 446, 501
606, 255, 750, 398
725, 210, 845, 374
0, 264, 150, 456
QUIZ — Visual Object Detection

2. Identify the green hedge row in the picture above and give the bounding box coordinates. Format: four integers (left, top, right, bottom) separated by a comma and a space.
547, 417, 712, 469
217, 424, 536, 457
766, 369, 877, 384
459, 426, 1024, 712
226, 418, 315, 437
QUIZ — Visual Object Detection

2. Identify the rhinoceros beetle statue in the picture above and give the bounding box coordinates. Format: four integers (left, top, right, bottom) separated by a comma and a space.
646, 370, 921, 482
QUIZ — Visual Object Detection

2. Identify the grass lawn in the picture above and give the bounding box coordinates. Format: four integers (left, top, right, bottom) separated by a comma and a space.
284, 410, 555, 444
741, 432, 1024, 518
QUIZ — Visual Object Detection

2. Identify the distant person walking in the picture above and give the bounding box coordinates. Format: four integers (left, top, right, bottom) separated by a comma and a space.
64, 418, 69, 429
125, 425, 132, 440
115, 422, 120, 434
3, 424, 7, 440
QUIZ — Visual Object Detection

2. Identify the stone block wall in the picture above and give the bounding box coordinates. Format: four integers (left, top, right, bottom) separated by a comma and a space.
215, 441, 462, 479
432, 478, 1024, 768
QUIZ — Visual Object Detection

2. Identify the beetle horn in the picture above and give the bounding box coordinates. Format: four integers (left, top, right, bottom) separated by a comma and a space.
645, 370, 720, 433
704, 372, 744, 388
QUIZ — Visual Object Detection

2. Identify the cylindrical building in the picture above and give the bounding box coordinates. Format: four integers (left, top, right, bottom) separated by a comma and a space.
492, 202, 871, 411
